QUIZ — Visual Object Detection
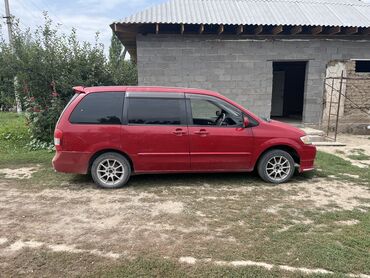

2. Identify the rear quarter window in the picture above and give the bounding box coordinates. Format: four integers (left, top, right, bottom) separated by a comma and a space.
57, 93, 78, 125
69, 92, 124, 124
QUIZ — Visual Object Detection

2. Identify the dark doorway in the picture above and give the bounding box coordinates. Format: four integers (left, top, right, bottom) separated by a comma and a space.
271, 61, 307, 121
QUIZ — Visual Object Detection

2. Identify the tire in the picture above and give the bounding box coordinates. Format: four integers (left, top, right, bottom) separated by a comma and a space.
91, 152, 131, 189
257, 149, 295, 184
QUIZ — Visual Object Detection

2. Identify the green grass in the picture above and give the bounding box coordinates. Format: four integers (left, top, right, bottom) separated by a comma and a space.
268, 209, 370, 275
92, 257, 334, 278
0, 112, 53, 165
348, 153, 370, 161
3, 250, 338, 278
315, 151, 370, 185
346, 149, 370, 161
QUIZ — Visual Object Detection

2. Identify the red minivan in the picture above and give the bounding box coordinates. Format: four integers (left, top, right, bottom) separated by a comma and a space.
52, 86, 316, 188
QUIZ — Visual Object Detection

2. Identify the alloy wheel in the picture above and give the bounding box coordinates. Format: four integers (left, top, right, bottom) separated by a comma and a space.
96, 159, 125, 186
265, 156, 291, 182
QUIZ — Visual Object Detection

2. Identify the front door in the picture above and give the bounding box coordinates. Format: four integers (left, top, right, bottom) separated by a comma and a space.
122, 93, 190, 172
271, 70, 285, 117
186, 94, 254, 171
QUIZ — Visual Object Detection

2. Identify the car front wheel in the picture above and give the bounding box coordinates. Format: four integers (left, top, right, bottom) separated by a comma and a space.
91, 152, 131, 189
257, 149, 295, 184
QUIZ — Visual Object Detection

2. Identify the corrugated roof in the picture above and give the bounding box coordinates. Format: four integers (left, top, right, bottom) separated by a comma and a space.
117, 0, 370, 27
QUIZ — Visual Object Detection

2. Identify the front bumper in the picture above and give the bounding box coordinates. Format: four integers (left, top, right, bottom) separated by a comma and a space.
298, 145, 317, 173
52, 151, 91, 174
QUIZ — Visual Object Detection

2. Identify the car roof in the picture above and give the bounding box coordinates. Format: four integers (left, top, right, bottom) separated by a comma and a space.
73, 86, 222, 97
72, 85, 262, 122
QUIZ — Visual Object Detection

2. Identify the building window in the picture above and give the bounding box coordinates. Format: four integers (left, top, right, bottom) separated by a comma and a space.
355, 60, 370, 73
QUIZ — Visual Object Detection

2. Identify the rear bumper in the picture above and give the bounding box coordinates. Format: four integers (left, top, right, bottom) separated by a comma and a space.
52, 151, 91, 174
299, 145, 317, 173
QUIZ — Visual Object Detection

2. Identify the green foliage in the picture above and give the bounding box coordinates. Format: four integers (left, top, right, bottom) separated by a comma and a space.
0, 27, 17, 110
0, 15, 137, 143
24, 91, 65, 143
108, 32, 138, 85
109, 31, 122, 63
27, 138, 54, 151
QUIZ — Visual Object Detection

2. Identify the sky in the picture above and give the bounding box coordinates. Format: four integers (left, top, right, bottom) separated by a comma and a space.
0, 0, 165, 55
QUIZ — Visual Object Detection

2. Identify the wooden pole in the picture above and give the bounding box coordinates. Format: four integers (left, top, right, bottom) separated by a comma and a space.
218, 24, 224, 35
334, 71, 344, 141
199, 24, 204, 34
237, 25, 243, 35
326, 78, 334, 137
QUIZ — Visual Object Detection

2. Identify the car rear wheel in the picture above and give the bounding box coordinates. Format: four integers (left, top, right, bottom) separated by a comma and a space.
91, 152, 131, 189
257, 149, 295, 184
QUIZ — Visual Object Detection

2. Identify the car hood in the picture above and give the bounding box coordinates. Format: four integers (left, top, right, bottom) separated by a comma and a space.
266, 120, 306, 136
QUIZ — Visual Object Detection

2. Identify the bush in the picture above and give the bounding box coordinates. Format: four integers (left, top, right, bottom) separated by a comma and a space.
25, 91, 64, 143
0, 14, 137, 143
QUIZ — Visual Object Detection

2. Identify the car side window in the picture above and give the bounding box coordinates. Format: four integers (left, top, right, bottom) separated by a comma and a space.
190, 99, 221, 126
189, 98, 243, 127
69, 92, 124, 124
127, 98, 185, 125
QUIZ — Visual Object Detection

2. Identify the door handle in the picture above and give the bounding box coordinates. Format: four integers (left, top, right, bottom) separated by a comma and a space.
194, 129, 209, 136
172, 128, 186, 136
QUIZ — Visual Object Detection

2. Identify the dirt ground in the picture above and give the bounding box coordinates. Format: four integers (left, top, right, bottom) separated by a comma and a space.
0, 165, 370, 277
317, 135, 370, 168
0, 134, 370, 277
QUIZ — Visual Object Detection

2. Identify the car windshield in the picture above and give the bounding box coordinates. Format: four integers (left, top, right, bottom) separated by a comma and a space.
261, 116, 271, 122
230, 102, 268, 122
217, 100, 242, 118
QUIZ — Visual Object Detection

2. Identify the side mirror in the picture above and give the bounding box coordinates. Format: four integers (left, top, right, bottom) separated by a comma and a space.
243, 116, 250, 128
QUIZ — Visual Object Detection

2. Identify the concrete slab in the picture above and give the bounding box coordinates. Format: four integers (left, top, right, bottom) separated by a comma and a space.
300, 127, 326, 136
313, 141, 346, 146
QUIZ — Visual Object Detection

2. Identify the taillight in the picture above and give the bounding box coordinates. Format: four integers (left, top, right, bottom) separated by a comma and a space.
54, 129, 63, 151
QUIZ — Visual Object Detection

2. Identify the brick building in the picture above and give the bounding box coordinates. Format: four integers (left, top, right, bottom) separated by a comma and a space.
323, 59, 370, 133
111, 0, 370, 126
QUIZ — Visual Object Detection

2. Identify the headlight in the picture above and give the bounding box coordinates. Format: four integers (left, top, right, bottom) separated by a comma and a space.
300, 135, 312, 145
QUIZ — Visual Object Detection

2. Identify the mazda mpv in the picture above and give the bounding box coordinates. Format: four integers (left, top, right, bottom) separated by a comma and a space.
52, 86, 316, 188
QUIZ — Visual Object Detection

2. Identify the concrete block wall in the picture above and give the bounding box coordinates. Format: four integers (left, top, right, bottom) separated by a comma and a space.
345, 61, 370, 117
340, 60, 370, 134
136, 35, 370, 124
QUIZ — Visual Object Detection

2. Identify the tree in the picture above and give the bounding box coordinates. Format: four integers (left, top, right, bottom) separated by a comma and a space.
108, 32, 137, 86
109, 31, 123, 64
0, 23, 17, 110
0, 14, 138, 143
